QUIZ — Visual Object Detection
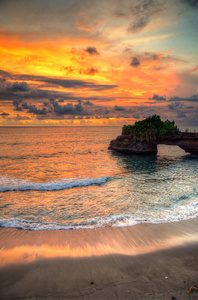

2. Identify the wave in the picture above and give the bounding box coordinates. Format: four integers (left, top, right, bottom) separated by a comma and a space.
1, 209, 198, 231
0, 189, 198, 230
0, 176, 109, 192
0, 215, 139, 231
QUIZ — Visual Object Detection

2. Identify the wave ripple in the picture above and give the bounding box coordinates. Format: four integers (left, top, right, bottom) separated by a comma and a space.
0, 176, 109, 192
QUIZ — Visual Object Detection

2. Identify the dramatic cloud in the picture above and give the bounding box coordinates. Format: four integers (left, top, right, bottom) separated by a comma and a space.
0, 78, 6, 84
133, 113, 140, 119
13, 99, 48, 114
21, 102, 47, 115
141, 51, 186, 66
150, 94, 166, 100
144, 52, 160, 60
168, 101, 187, 118
13, 99, 23, 111
168, 101, 184, 110
170, 94, 198, 102
49, 96, 55, 102
63, 66, 98, 76
0, 70, 118, 104
76, 12, 103, 32
84, 47, 100, 55
79, 67, 98, 75
0, 89, 73, 101
190, 94, 198, 101
177, 111, 187, 118
13, 74, 117, 91
1, 112, 9, 116
7, 82, 29, 92
53, 99, 86, 115
63, 66, 75, 75
84, 100, 93, 105
113, 10, 128, 18
0, 70, 117, 91
180, 0, 198, 8
128, 0, 162, 33
0, 70, 11, 78
130, 57, 140, 67
114, 105, 126, 111
14, 114, 31, 121
0, 1, 198, 126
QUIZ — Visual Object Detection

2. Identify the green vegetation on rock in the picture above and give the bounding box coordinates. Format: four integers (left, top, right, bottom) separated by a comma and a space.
122, 115, 178, 142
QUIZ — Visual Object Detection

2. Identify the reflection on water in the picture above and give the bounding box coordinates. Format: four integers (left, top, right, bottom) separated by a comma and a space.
0, 127, 198, 230
1, 218, 198, 266
111, 144, 190, 174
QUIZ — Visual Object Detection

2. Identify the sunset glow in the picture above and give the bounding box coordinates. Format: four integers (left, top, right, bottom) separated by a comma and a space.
0, 0, 198, 126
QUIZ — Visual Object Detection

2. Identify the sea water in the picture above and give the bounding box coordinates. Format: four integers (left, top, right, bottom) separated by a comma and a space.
0, 126, 198, 230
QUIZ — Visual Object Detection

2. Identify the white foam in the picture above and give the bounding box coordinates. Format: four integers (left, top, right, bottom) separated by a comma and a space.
0, 175, 109, 192
1, 201, 198, 231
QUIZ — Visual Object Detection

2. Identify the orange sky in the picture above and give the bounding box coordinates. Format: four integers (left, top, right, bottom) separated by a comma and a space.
0, 0, 198, 126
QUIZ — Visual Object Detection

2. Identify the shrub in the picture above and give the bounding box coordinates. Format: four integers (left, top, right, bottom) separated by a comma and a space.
122, 115, 178, 141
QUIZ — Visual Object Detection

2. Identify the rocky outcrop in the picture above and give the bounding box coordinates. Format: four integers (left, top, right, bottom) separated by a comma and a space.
108, 133, 158, 154
161, 132, 198, 155
108, 131, 198, 155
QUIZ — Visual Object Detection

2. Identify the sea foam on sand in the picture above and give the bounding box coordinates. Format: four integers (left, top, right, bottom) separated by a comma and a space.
0, 218, 198, 299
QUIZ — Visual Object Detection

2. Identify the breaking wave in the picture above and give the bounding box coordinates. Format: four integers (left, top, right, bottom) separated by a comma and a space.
0, 176, 109, 192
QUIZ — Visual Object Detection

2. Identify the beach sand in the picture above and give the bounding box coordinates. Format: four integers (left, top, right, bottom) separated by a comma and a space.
1, 219, 198, 299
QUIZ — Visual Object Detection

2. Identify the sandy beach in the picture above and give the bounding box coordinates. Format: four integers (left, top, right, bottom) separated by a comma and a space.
1, 219, 198, 299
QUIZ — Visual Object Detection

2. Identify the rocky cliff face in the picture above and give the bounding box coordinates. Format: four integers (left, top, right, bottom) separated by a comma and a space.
108, 131, 198, 155
164, 132, 198, 155
108, 133, 158, 155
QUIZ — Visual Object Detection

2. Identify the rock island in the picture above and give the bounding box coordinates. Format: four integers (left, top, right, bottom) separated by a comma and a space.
108, 115, 198, 155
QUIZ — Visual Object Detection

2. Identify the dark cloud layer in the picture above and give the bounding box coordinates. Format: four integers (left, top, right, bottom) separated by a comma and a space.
180, 0, 198, 8
11, 97, 134, 121
12, 98, 90, 118
86, 67, 98, 75
13, 99, 23, 111
128, 0, 162, 33
15, 74, 116, 90
168, 101, 184, 110
114, 105, 126, 111
53, 100, 84, 115
84, 47, 100, 55
21, 102, 47, 115
84, 100, 93, 105
0, 77, 6, 84
168, 101, 187, 118
0, 69, 11, 78
170, 94, 198, 102
0, 69, 118, 104
79, 67, 98, 75
130, 57, 140, 67
6, 82, 29, 92
0, 69, 117, 91
63, 66, 98, 76
150, 94, 166, 100
1, 112, 9, 116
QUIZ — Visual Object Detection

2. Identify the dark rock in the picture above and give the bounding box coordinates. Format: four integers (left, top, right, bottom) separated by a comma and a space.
108, 130, 198, 155
108, 133, 157, 155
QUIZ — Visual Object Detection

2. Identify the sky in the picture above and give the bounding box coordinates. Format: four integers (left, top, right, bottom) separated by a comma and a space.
0, 0, 198, 126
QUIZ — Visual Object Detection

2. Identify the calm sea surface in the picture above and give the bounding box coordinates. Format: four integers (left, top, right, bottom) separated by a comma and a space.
0, 126, 198, 230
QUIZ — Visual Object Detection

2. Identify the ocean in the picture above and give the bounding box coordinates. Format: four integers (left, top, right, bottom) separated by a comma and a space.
0, 126, 198, 230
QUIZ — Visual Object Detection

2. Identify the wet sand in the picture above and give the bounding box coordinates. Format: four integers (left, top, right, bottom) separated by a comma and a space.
1, 218, 198, 299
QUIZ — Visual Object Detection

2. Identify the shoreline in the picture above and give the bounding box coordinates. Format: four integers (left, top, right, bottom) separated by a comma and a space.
1, 218, 198, 299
